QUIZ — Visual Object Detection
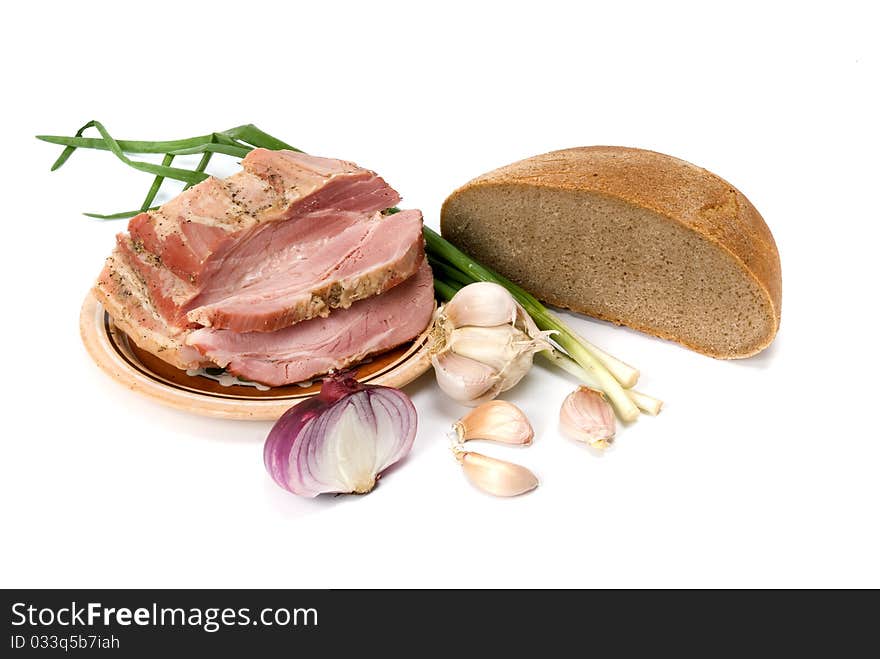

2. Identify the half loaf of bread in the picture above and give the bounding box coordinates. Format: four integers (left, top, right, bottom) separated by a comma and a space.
441, 146, 781, 358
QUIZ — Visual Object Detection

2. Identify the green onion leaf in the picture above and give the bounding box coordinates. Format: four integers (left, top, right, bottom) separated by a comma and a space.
211, 132, 253, 152
140, 154, 175, 211
84, 208, 156, 220
37, 133, 216, 156
427, 256, 473, 288
182, 150, 215, 191
221, 124, 301, 152
46, 120, 94, 171
73, 121, 211, 184
433, 278, 462, 301
168, 142, 251, 158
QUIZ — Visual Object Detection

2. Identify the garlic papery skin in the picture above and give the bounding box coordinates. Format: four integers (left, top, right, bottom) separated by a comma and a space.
456, 450, 539, 497
448, 325, 536, 372
454, 400, 534, 446
431, 351, 501, 405
443, 282, 519, 328
559, 386, 616, 451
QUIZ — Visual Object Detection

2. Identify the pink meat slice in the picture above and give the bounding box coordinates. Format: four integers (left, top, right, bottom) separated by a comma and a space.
116, 234, 198, 327
119, 208, 420, 330
128, 149, 400, 286
186, 209, 425, 333
93, 250, 206, 371
187, 261, 435, 386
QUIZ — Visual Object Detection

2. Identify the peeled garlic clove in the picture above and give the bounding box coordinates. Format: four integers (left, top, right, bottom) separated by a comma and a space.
458, 451, 539, 497
455, 400, 533, 445
443, 282, 518, 328
559, 386, 616, 450
432, 351, 500, 405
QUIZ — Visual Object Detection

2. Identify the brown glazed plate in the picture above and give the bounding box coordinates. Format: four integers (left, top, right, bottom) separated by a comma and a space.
79, 292, 434, 420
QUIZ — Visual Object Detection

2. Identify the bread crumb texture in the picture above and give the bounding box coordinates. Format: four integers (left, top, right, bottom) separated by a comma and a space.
440, 146, 781, 358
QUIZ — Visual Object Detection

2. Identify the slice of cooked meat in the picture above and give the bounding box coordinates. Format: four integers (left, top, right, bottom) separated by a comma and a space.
187, 261, 435, 386
185, 209, 425, 332
93, 251, 206, 371
116, 234, 198, 327
117, 149, 419, 333
128, 149, 400, 286
94, 250, 434, 385
119, 208, 424, 331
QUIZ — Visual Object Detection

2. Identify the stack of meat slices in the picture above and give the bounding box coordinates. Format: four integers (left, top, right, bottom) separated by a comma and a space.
94, 149, 435, 386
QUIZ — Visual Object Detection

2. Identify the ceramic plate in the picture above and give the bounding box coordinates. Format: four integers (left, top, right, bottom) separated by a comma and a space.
80, 292, 434, 420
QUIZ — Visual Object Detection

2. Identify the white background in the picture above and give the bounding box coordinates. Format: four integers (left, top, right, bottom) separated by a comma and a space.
1, 1, 877, 588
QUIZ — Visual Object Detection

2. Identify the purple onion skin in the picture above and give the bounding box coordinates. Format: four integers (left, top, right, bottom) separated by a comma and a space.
263, 372, 417, 497
263, 396, 326, 494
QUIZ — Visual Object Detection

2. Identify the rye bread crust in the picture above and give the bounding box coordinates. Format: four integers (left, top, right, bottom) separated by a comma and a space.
440, 146, 782, 358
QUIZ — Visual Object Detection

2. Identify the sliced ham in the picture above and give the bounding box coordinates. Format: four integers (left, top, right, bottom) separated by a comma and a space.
94, 251, 205, 371
95, 247, 435, 385
187, 261, 435, 386
186, 209, 425, 332
120, 208, 425, 332
116, 234, 197, 327
92, 148, 435, 386
112, 149, 419, 333
128, 149, 400, 286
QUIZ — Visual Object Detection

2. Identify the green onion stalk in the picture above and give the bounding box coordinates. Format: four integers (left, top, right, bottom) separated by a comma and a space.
38, 121, 656, 420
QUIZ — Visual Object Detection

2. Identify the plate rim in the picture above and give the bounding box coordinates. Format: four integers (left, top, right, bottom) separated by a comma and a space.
80, 291, 434, 420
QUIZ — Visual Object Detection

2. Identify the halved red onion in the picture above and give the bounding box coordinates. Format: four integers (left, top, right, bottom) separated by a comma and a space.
264, 373, 417, 497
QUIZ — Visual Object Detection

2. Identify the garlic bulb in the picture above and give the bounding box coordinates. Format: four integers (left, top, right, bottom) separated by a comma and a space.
431, 282, 551, 406
559, 386, 616, 450
454, 400, 533, 446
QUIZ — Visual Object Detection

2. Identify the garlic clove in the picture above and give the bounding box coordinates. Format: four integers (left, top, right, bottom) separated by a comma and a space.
455, 400, 534, 446
458, 451, 539, 497
443, 282, 519, 329
559, 386, 616, 451
432, 351, 500, 405
448, 325, 534, 372
495, 340, 546, 395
